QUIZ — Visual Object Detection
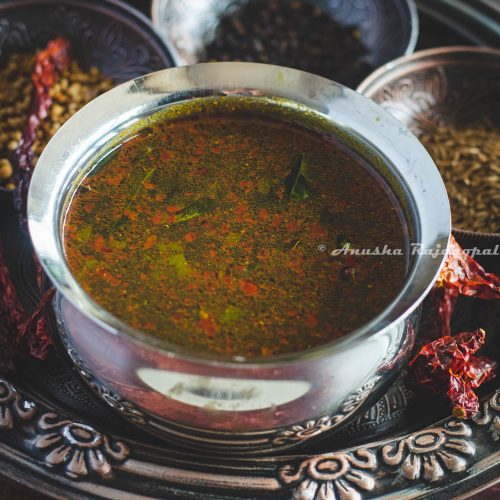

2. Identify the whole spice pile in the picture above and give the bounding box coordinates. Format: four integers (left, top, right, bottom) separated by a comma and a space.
0, 54, 34, 190
0, 39, 114, 372
202, 0, 371, 88
420, 119, 500, 233
0, 51, 113, 191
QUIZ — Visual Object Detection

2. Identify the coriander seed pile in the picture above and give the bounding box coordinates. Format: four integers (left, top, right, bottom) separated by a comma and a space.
420, 120, 500, 233
0, 54, 34, 190
0, 53, 113, 190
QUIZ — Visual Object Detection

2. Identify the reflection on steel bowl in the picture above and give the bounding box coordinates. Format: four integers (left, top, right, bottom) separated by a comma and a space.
28, 63, 450, 453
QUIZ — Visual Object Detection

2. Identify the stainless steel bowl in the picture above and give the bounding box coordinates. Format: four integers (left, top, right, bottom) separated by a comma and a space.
28, 63, 450, 453
151, 0, 419, 71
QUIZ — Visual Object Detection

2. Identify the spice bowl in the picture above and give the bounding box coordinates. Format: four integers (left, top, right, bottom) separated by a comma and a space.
0, 0, 174, 194
358, 46, 500, 245
28, 63, 450, 454
151, 0, 418, 87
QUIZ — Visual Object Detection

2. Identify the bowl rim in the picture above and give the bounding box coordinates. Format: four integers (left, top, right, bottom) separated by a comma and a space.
357, 45, 500, 240
357, 45, 500, 94
150, 0, 420, 67
28, 62, 451, 367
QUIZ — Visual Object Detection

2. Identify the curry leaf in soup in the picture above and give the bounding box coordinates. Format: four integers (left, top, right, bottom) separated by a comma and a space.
285, 155, 309, 201
174, 197, 216, 223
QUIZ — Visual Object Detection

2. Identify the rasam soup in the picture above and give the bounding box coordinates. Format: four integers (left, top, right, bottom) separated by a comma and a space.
63, 98, 409, 358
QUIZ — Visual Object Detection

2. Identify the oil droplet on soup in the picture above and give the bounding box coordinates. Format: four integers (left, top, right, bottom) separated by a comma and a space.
63, 105, 408, 358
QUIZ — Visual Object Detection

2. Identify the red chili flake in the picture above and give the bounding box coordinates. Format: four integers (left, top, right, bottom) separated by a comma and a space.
199, 317, 218, 337
287, 258, 305, 276
123, 208, 138, 221
167, 205, 181, 213
285, 220, 301, 232
209, 249, 217, 258
96, 268, 121, 287
105, 175, 123, 187
84, 202, 95, 213
306, 313, 319, 328
144, 321, 155, 330
152, 213, 162, 225
308, 222, 327, 239
409, 329, 496, 418
143, 181, 155, 190
92, 235, 106, 252
155, 193, 166, 202
143, 235, 157, 250
287, 309, 298, 317
184, 232, 196, 243
161, 150, 174, 162
259, 208, 269, 220
234, 204, 249, 213
239, 279, 259, 297
436, 235, 500, 299
257, 248, 271, 260
271, 215, 282, 228
260, 346, 273, 356
220, 223, 230, 234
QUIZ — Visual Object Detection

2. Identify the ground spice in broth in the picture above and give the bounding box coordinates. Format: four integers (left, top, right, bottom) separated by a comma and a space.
63, 101, 408, 358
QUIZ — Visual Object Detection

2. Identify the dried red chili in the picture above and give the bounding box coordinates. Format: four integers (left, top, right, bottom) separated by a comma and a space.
13, 37, 71, 226
0, 241, 28, 372
436, 235, 500, 299
421, 236, 500, 346
0, 241, 56, 371
409, 329, 497, 418
19, 286, 56, 360
421, 286, 459, 341
0, 39, 70, 371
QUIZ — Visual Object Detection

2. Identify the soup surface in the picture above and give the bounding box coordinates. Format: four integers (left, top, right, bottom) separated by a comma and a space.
64, 100, 408, 358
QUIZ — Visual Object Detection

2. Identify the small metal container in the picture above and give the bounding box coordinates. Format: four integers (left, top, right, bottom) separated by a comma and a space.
357, 46, 500, 244
28, 63, 450, 453
151, 0, 419, 72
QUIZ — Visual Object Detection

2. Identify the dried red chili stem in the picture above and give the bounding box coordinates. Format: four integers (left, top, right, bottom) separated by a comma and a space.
449, 374, 479, 419
13, 37, 71, 226
436, 235, 500, 299
19, 287, 55, 360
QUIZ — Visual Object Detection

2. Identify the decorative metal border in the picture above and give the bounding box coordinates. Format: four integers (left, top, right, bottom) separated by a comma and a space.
0, 375, 498, 498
